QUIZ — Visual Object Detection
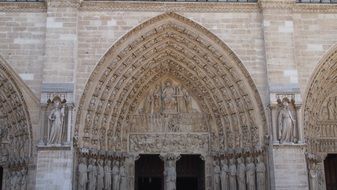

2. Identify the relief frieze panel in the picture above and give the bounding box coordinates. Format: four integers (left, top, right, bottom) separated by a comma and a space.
129, 133, 209, 154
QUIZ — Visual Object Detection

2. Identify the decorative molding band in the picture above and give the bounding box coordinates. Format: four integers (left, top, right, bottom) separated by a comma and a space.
0, 1, 336, 13
0, 2, 46, 12
79, 1, 260, 12
46, 0, 80, 8
294, 3, 337, 13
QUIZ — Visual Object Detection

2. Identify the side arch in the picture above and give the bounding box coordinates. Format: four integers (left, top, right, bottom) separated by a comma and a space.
74, 12, 267, 152
0, 55, 35, 168
303, 43, 337, 154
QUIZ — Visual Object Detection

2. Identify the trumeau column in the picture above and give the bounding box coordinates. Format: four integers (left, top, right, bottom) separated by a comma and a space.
160, 154, 181, 190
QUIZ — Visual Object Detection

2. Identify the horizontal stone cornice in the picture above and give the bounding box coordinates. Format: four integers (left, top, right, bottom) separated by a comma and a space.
0, 2, 46, 12
79, 1, 260, 12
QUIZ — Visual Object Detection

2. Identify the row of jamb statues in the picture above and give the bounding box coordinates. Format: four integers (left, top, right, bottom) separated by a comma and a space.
5, 167, 28, 190
78, 156, 128, 190
213, 153, 266, 190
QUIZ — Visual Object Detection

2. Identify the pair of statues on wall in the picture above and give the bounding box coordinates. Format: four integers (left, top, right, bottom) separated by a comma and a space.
78, 157, 128, 190
213, 155, 266, 190
277, 98, 297, 144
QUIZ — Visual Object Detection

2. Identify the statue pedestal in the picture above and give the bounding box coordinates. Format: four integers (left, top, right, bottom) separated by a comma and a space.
272, 144, 308, 190
35, 147, 73, 190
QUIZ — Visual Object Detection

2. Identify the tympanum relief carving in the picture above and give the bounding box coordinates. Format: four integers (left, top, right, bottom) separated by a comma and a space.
310, 94, 337, 152
129, 79, 209, 133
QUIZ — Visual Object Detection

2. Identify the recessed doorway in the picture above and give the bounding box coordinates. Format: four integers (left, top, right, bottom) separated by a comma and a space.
135, 154, 164, 190
176, 155, 205, 190
325, 154, 337, 190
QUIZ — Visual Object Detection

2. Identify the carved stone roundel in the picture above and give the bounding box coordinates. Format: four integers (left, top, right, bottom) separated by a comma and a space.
75, 12, 266, 152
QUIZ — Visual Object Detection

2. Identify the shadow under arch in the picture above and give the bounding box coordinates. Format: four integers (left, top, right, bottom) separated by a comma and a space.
74, 12, 267, 152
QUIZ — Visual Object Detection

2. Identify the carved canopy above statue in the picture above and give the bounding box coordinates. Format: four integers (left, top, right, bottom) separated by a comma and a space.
75, 12, 266, 152
0, 56, 33, 163
304, 45, 337, 154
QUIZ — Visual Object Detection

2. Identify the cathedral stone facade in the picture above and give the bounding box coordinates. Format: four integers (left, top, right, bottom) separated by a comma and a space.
0, 0, 337, 189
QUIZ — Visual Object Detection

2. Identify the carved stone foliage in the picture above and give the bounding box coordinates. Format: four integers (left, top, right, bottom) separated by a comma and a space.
129, 133, 209, 154
304, 46, 337, 153
75, 12, 266, 153
0, 60, 32, 165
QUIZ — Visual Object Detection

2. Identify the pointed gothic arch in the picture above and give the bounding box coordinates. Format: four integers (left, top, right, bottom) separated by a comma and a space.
0, 55, 33, 165
303, 43, 337, 154
75, 12, 267, 153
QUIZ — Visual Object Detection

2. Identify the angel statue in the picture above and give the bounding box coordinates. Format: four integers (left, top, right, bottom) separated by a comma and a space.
47, 98, 65, 145
277, 98, 296, 143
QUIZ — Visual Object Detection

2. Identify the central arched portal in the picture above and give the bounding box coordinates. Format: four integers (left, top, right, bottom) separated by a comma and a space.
75, 12, 268, 190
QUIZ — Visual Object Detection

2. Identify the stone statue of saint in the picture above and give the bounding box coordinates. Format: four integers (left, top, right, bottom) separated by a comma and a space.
97, 159, 104, 190
256, 155, 266, 190
246, 157, 256, 190
164, 160, 176, 190
229, 158, 237, 190
12, 171, 20, 190
104, 160, 112, 190
277, 99, 295, 143
78, 157, 88, 190
213, 160, 221, 190
20, 168, 27, 190
119, 161, 128, 190
162, 80, 177, 113
309, 163, 318, 190
88, 158, 98, 190
237, 157, 246, 190
112, 160, 120, 190
48, 99, 65, 144
176, 86, 187, 113
144, 88, 154, 114
153, 84, 162, 113
327, 97, 335, 120
220, 159, 229, 190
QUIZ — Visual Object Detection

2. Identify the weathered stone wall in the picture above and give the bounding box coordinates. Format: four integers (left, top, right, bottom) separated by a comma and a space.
0, 9, 46, 96
1, 0, 337, 190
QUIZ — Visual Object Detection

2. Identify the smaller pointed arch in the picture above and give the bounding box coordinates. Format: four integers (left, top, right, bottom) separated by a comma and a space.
303, 43, 337, 153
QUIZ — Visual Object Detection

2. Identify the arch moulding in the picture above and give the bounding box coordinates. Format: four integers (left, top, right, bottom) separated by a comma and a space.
303, 43, 337, 156
74, 12, 267, 155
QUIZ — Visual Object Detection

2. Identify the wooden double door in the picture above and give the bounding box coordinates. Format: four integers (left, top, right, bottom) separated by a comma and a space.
325, 154, 337, 190
135, 154, 205, 190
